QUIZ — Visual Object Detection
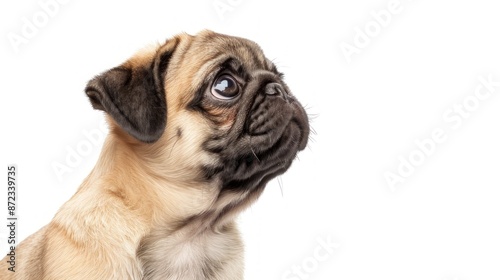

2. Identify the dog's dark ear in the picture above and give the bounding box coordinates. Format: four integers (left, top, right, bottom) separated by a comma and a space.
85, 40, 178, 143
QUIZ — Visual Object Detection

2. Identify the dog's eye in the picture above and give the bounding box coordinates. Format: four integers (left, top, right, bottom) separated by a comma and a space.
211, 74, 239, 100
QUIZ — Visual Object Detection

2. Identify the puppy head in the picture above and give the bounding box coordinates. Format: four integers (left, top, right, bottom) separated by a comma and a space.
85, 30, 309, 207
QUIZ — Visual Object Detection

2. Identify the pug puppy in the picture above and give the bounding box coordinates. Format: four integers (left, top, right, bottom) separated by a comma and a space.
1, 30, 309, 280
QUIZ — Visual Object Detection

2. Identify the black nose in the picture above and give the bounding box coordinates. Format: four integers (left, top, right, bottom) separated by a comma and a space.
264, 82, 288, 100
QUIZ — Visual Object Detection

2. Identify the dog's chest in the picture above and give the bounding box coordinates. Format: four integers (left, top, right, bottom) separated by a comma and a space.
139, 226, 243, 280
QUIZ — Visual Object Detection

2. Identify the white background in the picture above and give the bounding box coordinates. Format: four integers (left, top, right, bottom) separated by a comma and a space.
1, 0, 500, 279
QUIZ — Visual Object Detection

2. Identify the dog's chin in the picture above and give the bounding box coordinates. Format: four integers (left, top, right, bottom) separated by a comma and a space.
204, 96, 309, 192
225, 121, 306, 191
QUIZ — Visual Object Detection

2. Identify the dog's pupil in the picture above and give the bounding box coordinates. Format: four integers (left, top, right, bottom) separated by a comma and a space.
214, 76, 237, 97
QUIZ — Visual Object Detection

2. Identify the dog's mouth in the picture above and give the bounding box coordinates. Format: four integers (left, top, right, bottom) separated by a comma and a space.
202, 81, 310, 192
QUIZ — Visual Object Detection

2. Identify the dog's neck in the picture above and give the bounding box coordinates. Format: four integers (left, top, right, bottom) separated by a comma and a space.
83, 131, 218, 228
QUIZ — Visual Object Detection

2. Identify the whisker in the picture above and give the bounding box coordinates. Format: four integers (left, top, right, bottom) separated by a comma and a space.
277, 176, 284, 197
251, 147, 261, 163
249, 138, 261, 163
309, 126, 318, 135
307, 113, 319, 120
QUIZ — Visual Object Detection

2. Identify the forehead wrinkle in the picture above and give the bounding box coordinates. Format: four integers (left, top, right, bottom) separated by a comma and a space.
191, 53, 230, 89
237, 43, 266, 70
